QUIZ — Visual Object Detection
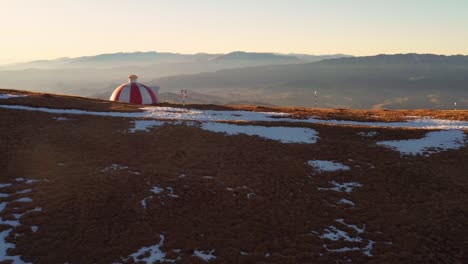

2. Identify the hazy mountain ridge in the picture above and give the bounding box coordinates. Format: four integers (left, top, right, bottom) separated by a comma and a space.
0, 51, 346, 70
0, 51, 350, 100
315, 53, 468, 65
210, 51, 304, 63
148, 54, 468, 109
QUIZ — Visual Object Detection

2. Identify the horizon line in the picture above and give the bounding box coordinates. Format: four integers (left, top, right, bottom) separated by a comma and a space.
2, 51, 468, 66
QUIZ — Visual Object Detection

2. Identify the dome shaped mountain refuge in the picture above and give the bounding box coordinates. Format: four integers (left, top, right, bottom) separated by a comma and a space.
110, 75, 159, 104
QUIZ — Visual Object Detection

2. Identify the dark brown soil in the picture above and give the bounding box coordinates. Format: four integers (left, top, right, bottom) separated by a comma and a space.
0, 90, 467, 263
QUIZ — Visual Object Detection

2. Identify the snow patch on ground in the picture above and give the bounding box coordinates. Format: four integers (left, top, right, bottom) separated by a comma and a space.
362, 240, 376, 256
320, 226, 363, 242
306, 116, 468, 129
337, 199, 355, 207
308, 160, 350, 172
14, 197, 32, 203
320, 219, 378, 257
15, 189, 31, 194
246, 193, 256, 200
11, 207, 42, 222
122, 234, 215, 263
52, 117, 71, 121
0, 94, 26, 99
357, 131, 378, 138
0, 203, 21, 227
335, 219, 365, 234
0, 180, 43, 263
2, 104, 467, 129
129, 120, 165, 132
193, 250, 216, 262
123, 234, 171, 263
201, 122, 319, 144
141, 106, 468, 129
0, 105, 146, 118
142, 106, 291, 123
25, 179, 39, 184
151, 186, 164, 194
0, 229, 28, 264
318, 181, 363, 193
309, 156, 390, 259
142, 186, 179, 209
323, 244, 361, 253
140, 196, 152, 209
377, 129, 466, 156
165, 187, 179, 198
100, 164, 129, 172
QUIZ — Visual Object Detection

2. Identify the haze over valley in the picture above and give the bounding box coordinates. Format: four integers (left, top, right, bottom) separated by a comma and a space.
1, 52, 466, 109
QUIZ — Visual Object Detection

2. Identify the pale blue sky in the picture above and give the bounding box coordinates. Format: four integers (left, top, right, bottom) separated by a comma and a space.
1, 0, 467, 64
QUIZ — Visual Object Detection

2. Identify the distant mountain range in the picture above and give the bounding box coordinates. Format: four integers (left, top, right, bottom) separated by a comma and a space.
147, 54, 468, 109
1, 52, 467, 109
0, 51, 349, 70
0, 51, 350, 98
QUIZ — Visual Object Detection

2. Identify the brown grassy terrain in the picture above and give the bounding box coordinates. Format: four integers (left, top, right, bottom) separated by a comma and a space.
2, 88, 467, 121
0, 89, 467, 263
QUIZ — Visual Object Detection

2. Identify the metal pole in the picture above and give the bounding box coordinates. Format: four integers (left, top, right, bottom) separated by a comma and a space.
181, 90, 187, 107
314, 89, 317, 108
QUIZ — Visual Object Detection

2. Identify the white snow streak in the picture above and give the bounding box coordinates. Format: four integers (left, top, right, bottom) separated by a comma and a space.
123, 234, 171, 263
318, 181, 363, 193
151, 186, 164, 194
140, 196, 152, 209
122, 234, 215, 263
0, 179, 43, 263
1, 104, 467, 129
324, 244, 361, 253
0, 94, 26, 99
13, 197, 32, 203
320, 219, 378, 257
362, 240, 376, 256
15, 189, 31, 194
337, 199, 355, 207
52, 117, 71, 121
0, 229, 29, 264
201, 122, 318, 144
25, 179, 39, 184
320, 226, 363, 242
193, 250, 216, 262
129, 120, 165, 132
307, 160, 350, 172
357, 131, 378, 138
100, 164, 128, 172
335, 219, 365, 234
142, 186, 179, 209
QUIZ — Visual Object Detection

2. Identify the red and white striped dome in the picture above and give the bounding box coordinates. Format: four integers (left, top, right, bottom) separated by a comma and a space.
110, 75, 159, 104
